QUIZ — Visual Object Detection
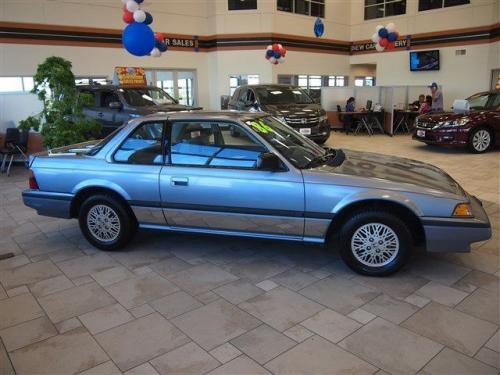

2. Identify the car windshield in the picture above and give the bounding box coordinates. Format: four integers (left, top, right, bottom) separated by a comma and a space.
254, 87, 314, 105
245, 116, 327, 169
120, 87, 176, 107
467, 93, 490, 110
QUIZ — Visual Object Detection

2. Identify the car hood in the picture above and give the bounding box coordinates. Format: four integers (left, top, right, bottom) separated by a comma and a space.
417, 110, 479, 124
133, 103, 202, 114
304, 149, 463, 196
260, 103, 323, 117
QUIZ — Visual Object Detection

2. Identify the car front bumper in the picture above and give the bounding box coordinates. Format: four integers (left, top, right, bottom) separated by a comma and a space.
422, 195, 491, 252
413, 126, 469, 147
22, 190, 73, 219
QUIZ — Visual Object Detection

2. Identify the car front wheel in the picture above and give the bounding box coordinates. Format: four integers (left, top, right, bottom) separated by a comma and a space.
469, 127, 492, 153
338, 210, 411, 276
78, 194, 136, 251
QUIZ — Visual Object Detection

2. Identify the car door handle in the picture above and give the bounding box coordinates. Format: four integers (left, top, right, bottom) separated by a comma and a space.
97, 112, 104, 117
171, 177, 189, 186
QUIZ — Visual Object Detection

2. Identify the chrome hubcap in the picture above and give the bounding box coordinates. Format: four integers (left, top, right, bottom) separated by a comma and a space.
87, 205, 120, 243
472, 130, 490, 152
351, 223, 399, 267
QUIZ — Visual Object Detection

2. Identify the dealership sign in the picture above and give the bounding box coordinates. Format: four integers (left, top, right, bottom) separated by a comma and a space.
351, 37, 409, 53
164, 37, 199, 50
114, 67, 147, 86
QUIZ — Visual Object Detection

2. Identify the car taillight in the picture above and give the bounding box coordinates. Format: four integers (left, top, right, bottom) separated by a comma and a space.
28, 170, 39, 190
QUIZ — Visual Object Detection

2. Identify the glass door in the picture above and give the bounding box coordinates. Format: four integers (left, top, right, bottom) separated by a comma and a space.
144, 69, 198, 106
177, 71, 195, 106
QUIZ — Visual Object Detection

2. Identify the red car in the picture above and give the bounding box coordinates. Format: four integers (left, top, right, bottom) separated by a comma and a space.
414, 90, 500, 153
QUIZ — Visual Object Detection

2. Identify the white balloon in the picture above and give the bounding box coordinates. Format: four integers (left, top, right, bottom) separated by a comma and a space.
375, 43, 385, 52
279, 56, 285, 64
269, 57, 277, 64
150, 48, 161, 57
371, 33, 380, 43
133, 10, 146, 23
126, 0, 139, 13
386, 23, 396, 32
376, 24, 384, 32
121, 0, 128, 4
266, 44, 273, 50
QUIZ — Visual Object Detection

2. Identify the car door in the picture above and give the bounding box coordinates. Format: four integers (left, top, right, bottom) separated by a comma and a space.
159, 119, 305, 237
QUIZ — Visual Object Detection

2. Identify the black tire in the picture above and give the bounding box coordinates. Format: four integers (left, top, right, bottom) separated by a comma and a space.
468, 127, 492, 154
337, 210, 412, 276
78, 194, 136, 251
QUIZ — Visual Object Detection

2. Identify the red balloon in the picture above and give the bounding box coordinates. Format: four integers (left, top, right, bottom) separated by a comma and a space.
272, 43, 280, 51
387, 41, 395, 50
379, 38, 389, 47
155, 32, 164, 41
122, 10, 134, 24
279, 47, 286, 56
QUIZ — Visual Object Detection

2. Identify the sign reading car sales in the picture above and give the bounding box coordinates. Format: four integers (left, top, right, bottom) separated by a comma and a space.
164, 37, 199, 50
351, 38, 409, 53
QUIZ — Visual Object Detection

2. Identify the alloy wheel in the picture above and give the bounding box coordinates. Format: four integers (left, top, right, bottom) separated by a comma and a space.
472, 130, 491, 152
86, 204, 121, 243
351, 223, 400, 267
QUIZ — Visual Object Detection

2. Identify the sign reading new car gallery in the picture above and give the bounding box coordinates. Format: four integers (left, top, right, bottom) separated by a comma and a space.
351, 38, 409, 53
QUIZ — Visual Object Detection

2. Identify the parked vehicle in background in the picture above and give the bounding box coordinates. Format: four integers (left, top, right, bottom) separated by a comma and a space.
23, 112, 490, 276
414, 90, 500, 153
77, 84, 201, 136
228, 84, 331, 143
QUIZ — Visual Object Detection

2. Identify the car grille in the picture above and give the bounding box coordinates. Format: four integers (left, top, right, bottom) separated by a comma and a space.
285, 117, 319, 128
416, 120, 436, 129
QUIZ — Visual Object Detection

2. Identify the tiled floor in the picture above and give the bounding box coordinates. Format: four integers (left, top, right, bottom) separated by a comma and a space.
0, 133, 499, 375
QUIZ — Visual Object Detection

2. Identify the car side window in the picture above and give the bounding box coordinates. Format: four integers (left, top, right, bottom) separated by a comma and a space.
101, 91, 120, 108
170, 121, 266, 169
247, 89, 256, 103
114, 122, 165, 165
238, 89, 247, 104
488, 94, 500, 110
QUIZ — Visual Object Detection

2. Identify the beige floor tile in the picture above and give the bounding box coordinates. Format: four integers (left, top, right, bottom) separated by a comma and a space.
209, 343, 242, 364
213, 279, 263, 304
283, 324, 314, 342
55, 317, 82, 333
423, 347, 498, 374
301, 309, 361, 343
207, 355, 271, 375
0, 293, 45, 330
485, 329, 500, 352
167, 263, 239, 295
124, 363, 160, 375
110, 248, 172, 269
231, 324, 296, 364
270, 268, 319, 290
240, 286, 323, 331
402, 302, 497, 356
149, 256, 193, 277
299, 276, 379, 315
172, 299, 260, 351
10, 328, 108, 375
456, 287, 500, 324
362, 294, 419, 324
129, 303, 155, 318
150, 290, 203, 319
0, 260, 62, 289
453, 270, 500, 294
475, 347, 500, 370
79, 303, 133, 335
58, 253, 119, 279
90, 266, 134, 287
95, 313, 189, 372
353, 271, 428, 299
195, 290, 219, 304
0, 316, 57, 352
415, 281, 469, 307
408, 256, 471, 285
30, 274, 74, 297
150, 341, 220, 375
0, 338, 15, 375
79, 360, 122, 375
38, 282, 116, 323
224, 258, 291, 283
339, 317, 442, 374
266, 335, 376, 375
105, 272, 179, 309
0, 254, 29, 271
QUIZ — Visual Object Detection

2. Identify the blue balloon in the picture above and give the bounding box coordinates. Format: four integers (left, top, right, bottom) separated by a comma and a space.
314, 18, 324, 37
156, 40, 168, 52
378, 27, 388, 38
122, 23, 155, 57
387, 32, 397, 42
266, 49, 274, 57
144, 12, 153, 25
273, 50, 281, 59
134, 0, 144, 3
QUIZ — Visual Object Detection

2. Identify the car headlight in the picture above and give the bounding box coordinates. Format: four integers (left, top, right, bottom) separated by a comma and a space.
435, 118, 470, 129
452, 203, 473, 218
318, 114, 328, 122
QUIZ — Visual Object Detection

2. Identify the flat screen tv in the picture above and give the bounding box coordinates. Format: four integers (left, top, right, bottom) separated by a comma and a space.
410, 50, 440, 71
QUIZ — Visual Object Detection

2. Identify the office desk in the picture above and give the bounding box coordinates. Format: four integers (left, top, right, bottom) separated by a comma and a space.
393, 110, 419, 134
339, 111, 384, 136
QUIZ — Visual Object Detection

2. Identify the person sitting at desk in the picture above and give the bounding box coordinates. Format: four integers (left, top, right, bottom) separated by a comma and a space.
343, 97, 356, 134
410, 95, 425, 111
419, 95, 432, 114
346, 97, 356, 112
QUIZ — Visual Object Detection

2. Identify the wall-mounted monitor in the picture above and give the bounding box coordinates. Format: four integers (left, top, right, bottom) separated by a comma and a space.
410, 50, 440, 71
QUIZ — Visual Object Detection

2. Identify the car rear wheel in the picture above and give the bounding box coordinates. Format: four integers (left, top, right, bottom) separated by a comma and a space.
337, 210, 412, 276
78, 194, 136, 251
469, 127, 492, 153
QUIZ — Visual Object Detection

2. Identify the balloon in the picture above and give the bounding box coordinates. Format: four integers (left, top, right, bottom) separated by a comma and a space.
273, 50, 281, 59
121, 0, 128, 4
144, 12, 153, 25
279, 47, 286, 56
269, 57, 277, 64
133, 10, 146, 23
378, 27, 388, 38
387, 32, 397, 42
375, 43, 385, 52
156, 40, 167, 52
150, 47, 161, 57
125, 0, 139, 12
266, 49, 274, 57
274, 60, 279, 65
122, 22, 155, 56
134, 0, 144, 3
386, 41, 395, 50
266, 44, 273, 50
155, 32, 164, 41
122, 10, 134, 23
272, 44, 280, 51
279, 56, 286, 63
371, 33, 380, 43
375, 24, 384, 32
386, 23, 396, 32
379, 38, 389, 47
314, 17, 324, 37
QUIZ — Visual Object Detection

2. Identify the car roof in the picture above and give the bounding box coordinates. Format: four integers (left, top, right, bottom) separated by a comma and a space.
76, 85, 159, 91
137, 110, 268, 123
238, 84, 302, 90
469, 90, 499, 96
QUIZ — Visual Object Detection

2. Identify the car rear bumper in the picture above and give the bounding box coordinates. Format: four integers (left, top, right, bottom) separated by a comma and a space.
413, 127, 469, 147
422, 195, 491, 252
22, 190, 73, 219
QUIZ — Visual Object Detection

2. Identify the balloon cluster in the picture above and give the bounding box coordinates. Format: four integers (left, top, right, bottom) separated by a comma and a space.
314, 18, 324, 38
371, 23, 399, 52
265, 44, 286, 65
121, 0, 167, 57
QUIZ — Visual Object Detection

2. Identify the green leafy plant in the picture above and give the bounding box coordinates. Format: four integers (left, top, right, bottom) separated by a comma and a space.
22, 56, 101, 148
18, 115, 41, 132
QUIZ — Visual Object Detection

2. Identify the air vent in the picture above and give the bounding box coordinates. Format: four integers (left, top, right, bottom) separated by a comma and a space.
455, 49, 466, 56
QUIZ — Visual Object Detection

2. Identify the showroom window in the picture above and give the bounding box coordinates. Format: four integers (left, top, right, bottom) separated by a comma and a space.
230, 74, 260, 95
354, 76, 375, 87
0, 76, 34, 93
278, 74, 347, 87
75, 77, 108, 86
114, 122, 165, 165
146, 69, 197, 106
277, 0, 325, 18
328, 75, 347, 87
419, 0, 469, 11
364, 0, 406, 20
228, 0, 257, 10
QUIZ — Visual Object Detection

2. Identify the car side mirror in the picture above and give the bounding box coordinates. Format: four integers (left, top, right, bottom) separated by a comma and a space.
109, 101, 122, 110
257, 152, 282, 171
